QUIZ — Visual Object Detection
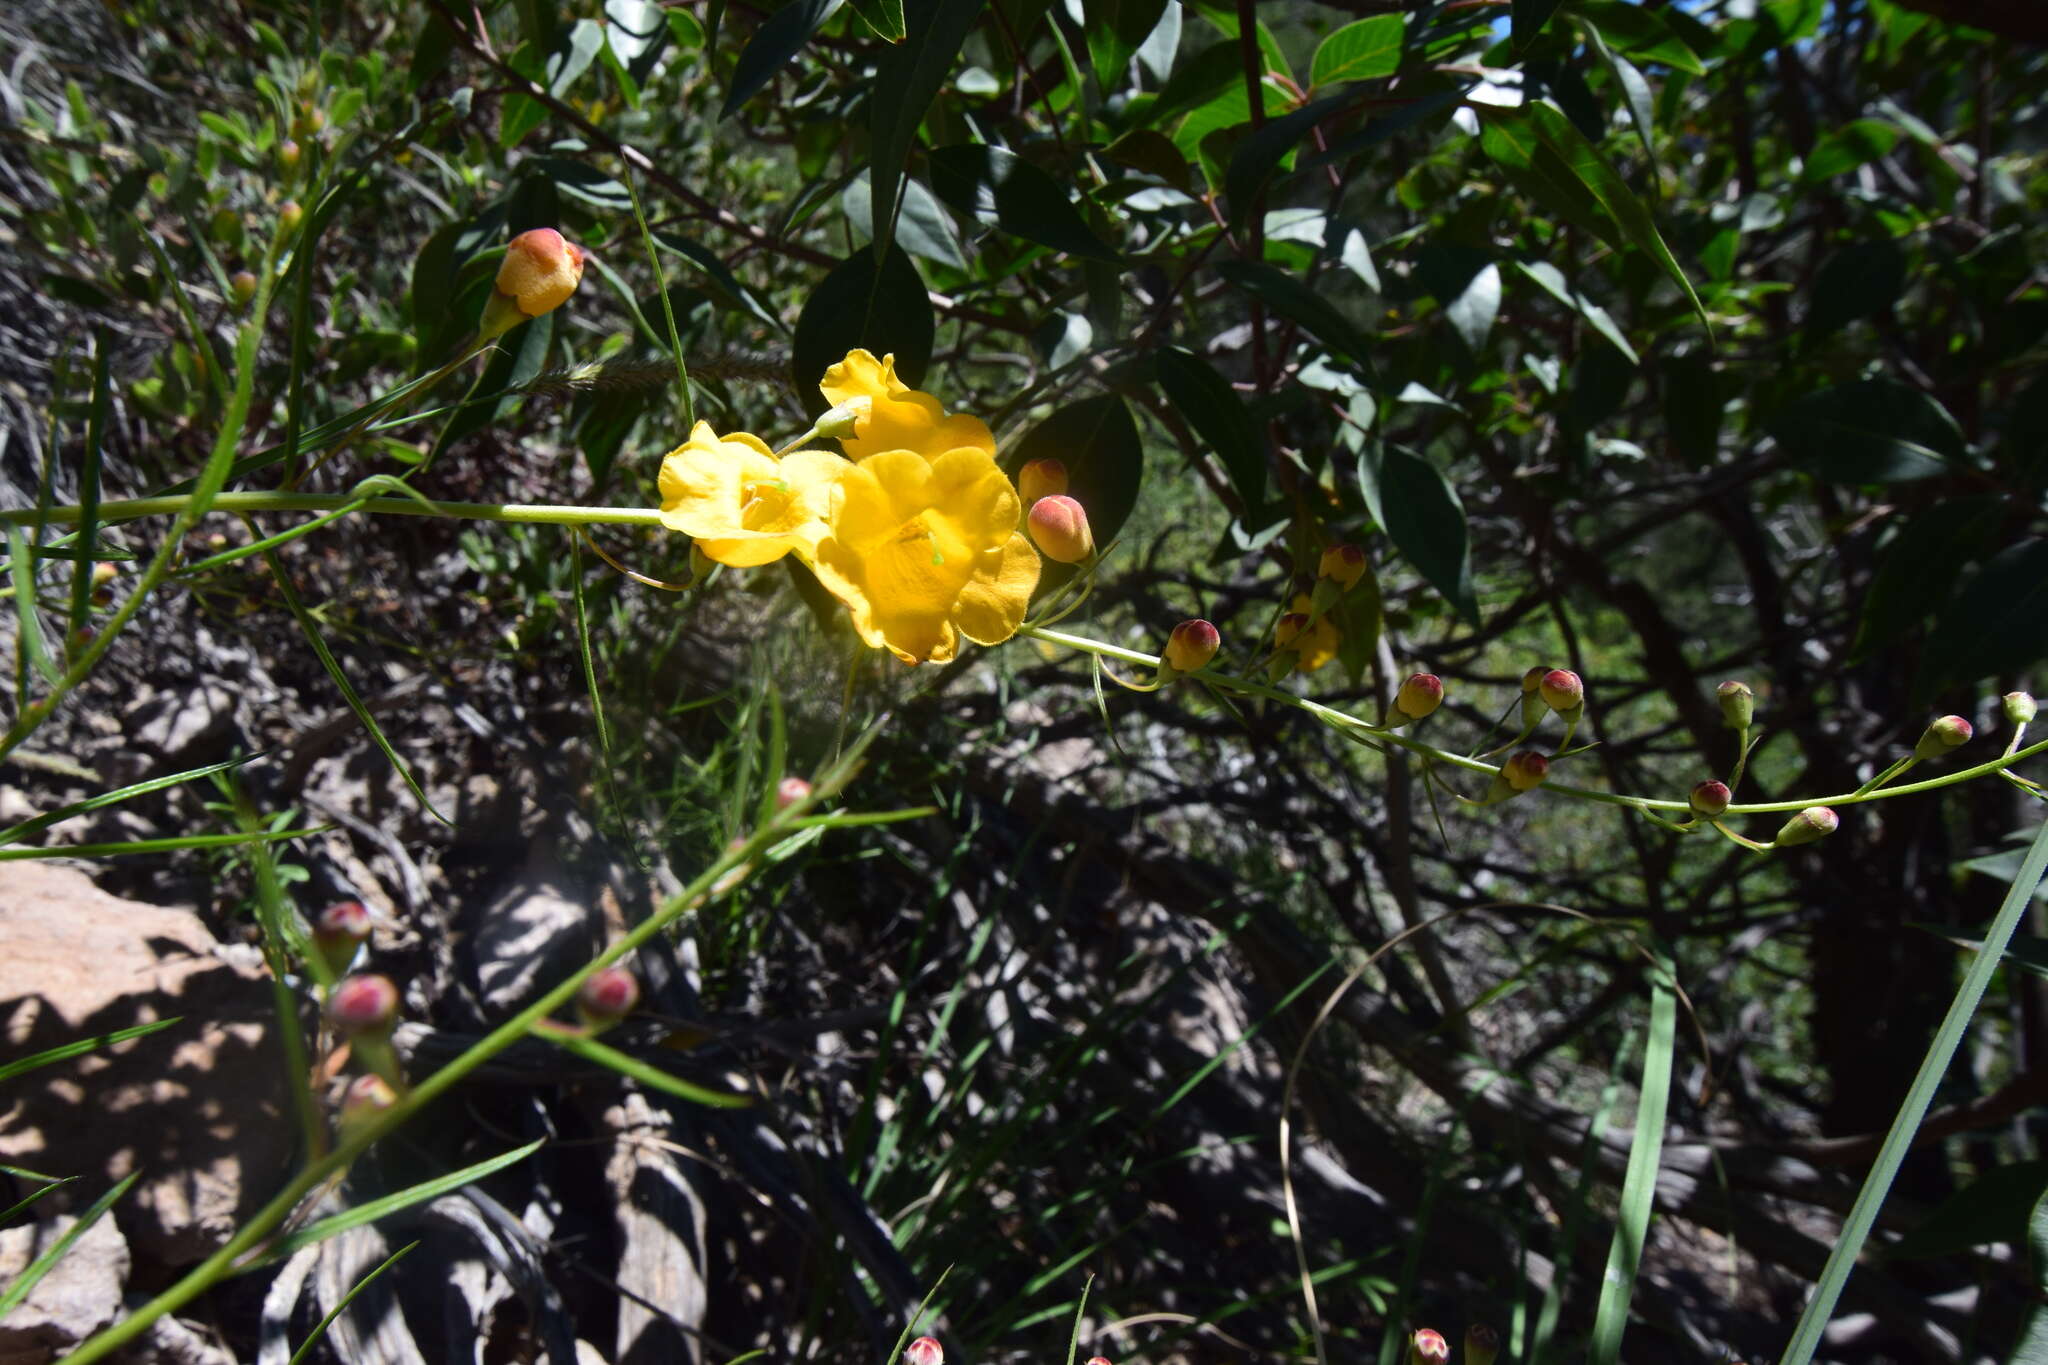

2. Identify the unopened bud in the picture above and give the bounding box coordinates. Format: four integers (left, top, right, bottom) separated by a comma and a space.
230, 270, 258, 306
328, 973, 398, 1037
814, 398, 869, 442
1018, 458, 1068, 505
210, 206, 242, 243
1914, 714, 1973, 760
91, 562, 118, 588
1774, 806, 1838, 848
904, 1337, 943, 1365
577, 966, 640, 1031
278, 138, 302, 173
1503, 750, 1549, 792
1392, 673, 1444, 724
1409, 1329, 1449, 1365
278, 200, 303, 235
1275, 612, 1311, 651
1690, 780, 1731, 817
338, 1072, 398, 1135
1539, 668, 1583, 715
2007, 692, 2037, 725
1084, 1358, 1112, 1365
1464, 1325, 1500, 1365
1718, 680, 1754, 730
1027, 495, 1094, 564
776, 775, 813, 810
313, 899, 372, 975
482, 227, 588, 337
1318, 543, 1366, 591
1163, 618, 1220, 673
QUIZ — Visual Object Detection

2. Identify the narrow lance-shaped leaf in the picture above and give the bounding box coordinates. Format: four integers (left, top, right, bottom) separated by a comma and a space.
869, 0, 990, 261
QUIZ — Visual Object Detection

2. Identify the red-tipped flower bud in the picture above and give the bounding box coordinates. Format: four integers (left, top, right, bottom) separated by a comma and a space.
338, 1072, 398, 1134
1914, 714, 1973, 760
1018, 458, 1069, 505
1690, 780, 1731, 817
904, 1337, 943, 1365
1318, 543, 1367, 591
328, 974, 398, 1037
1084, 1358, 1112, 1365
230, 270, 258, 306
1027, 495, 1094, 564
1464, 1325, 1500, 1365
776, 776, 813, 810
578, 966, 640, 1031
1409, 1329, 1450, 1365
1718, 680, 1754, 730
278, 200, 303, 234
278, 138, 302, 173
1503, 750, 1550, 792
2006, 692, 2038, 725
313, 900, 372, 975
1394, 673, 1444, 723
483, 227, 588, 336
1163, 619, 1220, 673
1275, 612, 1311, 650
1774, 806, 1838, 848
1539, 668, 1583, 714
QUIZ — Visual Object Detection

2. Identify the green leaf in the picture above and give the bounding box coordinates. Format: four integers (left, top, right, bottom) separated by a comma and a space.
0, 1018, 183, 1085
1804, 118, 1901, 182
653, 231, 784, 330
1360, 445, 1477, 625
543, 1030, 756, 1107
1415, 247, 1501, 354
1155, 347, 1267, 517
1770, 379, 1962, 483
1514, 0, 1563, 48
2018, 1184, 2048, 1361
265, 1141, 546, 1262
1891, 1161, 2048, 1259
869, 0, 989, 261
1005, 396, 1144, 569
1805, 238, 1906, 342
1569, 0, 1705, 74
791, 245, 935, 411
928, 143, 1120, 262
1959, 832, 2048, 910
0, 753, 259, 848
0, 1173, 140, 1321
844, 170, 968, 270
846, 0, 908, 41
721, 0, 840, 118
1082, 0, 1169, 90
1917, 539, 2048, 695
1215, 260, 1376, 381
1222, 90, 1352, 226
1588, 961, 1678, 1365
1476, 101, 1705, 328
66, 337, 110, 642
1309, 14, 1404, 88
1516, 260, 1638, 363
8, 526, 60, 689
1847, 495, 2003, 663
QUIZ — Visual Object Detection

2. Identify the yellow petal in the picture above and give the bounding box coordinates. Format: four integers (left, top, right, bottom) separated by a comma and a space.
658, 425, 842, 567
819, 349, 995, 462
954, 534, 1042, 645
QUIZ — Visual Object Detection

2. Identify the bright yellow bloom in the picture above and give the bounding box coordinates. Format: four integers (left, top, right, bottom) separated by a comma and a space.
818, 350, 996, 462
809, 448, 1041, 664
656, 423, 844, 567
1280, 594, 1339, 673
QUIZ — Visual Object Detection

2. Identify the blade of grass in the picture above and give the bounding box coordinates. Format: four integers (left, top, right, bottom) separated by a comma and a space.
8, 525, 61, 688
286, 1239, 417, 1365
1781, 816, 2048, 1363
624, 167, 694, 428
0, 828, 324, 861
879, 1267, 952, 1365
230, 781, 324, 1156
260, 1139, 544, 1263
0, 753, 259, 846
0, 1017, 183, 1084
1588, 953, 1678, 1365
1527, 1027, 1636, 1364
537, 1030, 756, 1109
1064, 1272, 1095, 1365
64, 336, 110, 641
262, 546, 449, 823
0, 1177, 76, 1225
0, 1172, 140, 1318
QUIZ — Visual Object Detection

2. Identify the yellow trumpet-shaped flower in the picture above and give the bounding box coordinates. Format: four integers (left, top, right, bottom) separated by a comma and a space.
1278, 594, 1340, 673
818, 350, 996, 462
657, 423, 845, 567
809, 448, 1041, 664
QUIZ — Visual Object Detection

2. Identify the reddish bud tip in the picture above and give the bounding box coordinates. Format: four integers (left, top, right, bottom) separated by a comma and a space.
1027, 495, 1094, 564
279, 200, 303, 234
776, 776, 813, 810
1464, 1324, 1500, 1365
230, 270, 258, 306
278, 138, 302, 171
316, 900, 371, 942
1503, 750, 1550, 792
1690, 780, 1731, 817
578, 966, 640, 1028
1539, 668, 1584, 713
489, 228, 588, 331
1084, 1357, 1113, 1365
1164, 618, 1220, 673
328, 974, 398, 1036
1395, 673, 1444, 722
1318, 543, 1367, 590
904, 1337, 943, 1365
1914, 714, 1973, 760
1409, 1329, 1450, 1365
1275, 612, 1311, 650
1718, 680, 1754, 730
339, 1072, 398, 1132
1018, 458, 1069, 505
2007, 692, 2038, 725
1774, 806, 1839, 848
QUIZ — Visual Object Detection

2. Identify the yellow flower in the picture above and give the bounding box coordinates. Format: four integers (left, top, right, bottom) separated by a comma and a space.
818, 350, 996, 461
657, 422, 845, 567
809, 448, 1041, 664
1280, 594, 1339, 673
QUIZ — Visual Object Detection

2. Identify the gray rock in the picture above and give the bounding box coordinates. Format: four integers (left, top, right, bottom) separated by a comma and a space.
0, 1212, 128, 1362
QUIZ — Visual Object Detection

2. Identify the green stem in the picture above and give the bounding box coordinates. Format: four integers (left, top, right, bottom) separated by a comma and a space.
3, 493, 666, 531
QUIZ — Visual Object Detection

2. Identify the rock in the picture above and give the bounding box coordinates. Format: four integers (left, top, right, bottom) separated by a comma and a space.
122, 684, 238, 763
0, 1211, 128, 1363
0, 864, 295, 1270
